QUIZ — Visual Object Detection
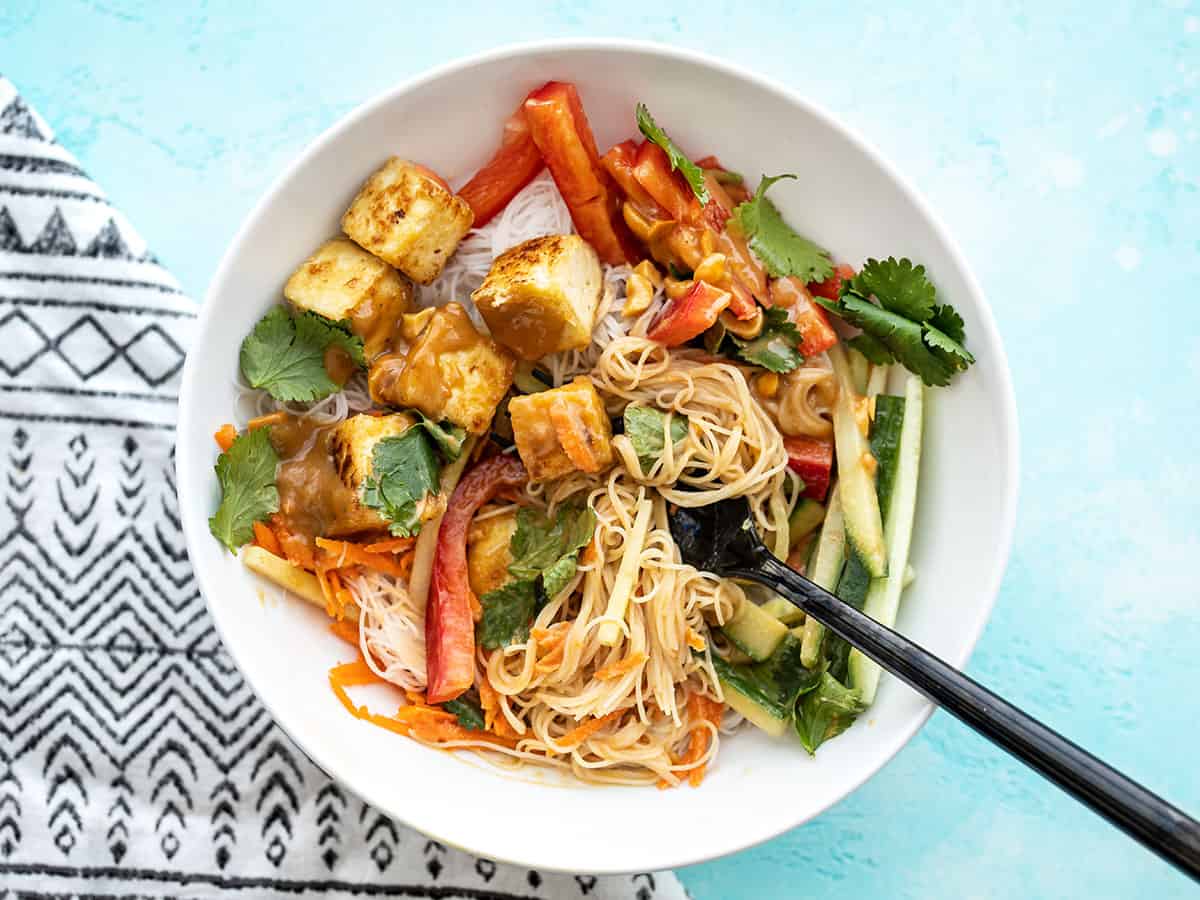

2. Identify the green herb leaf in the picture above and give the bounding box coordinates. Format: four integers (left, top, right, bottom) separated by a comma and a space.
208, 427, 280, 553
361, 428, 442, 537
508, 505, 596, 596
849, 256, 936, 322
478, 579, 538, 649
845, 333, 894, 366
819, 257, 975, 386
726, 307, 805, 373
623, 404, 689, 473
442, 696, 485, 730
635, 103, 710, 205
817, 291, 958, 387
712, 168, 744, 186
712, 635, 821, 718
415, 412, 468, 462
240, 307, 365, 403
731, 175, 833, 283
794, 672, 866, 754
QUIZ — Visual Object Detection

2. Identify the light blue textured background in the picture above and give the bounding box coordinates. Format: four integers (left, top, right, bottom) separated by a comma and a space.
5, 2, 1198, 897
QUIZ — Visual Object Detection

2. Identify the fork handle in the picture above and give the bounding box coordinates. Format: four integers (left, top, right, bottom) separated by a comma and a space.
730, 554, 1200, 882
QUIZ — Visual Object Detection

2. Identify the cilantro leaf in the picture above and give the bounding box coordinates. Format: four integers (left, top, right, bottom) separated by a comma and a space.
731, 175, 833, 283
478, 579, 538, 649
442, 696, 485, 730
846, 333, 894, 366
415, 413, 467, 462
794, 672, 865, 755
817, 292, 957, 387
635, 103, 709, 205
240, 307, 365, 403
726, 307, 805, 373
849, 257, 936, 321
508, 505, 596, 599
209, 427, 280, 553
623, 404, 689, 472
818, 256, 975, 386
361, 428, 442, 537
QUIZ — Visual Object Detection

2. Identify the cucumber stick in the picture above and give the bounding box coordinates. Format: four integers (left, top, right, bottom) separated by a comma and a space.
722, 595, 788, 661
848, 373, 924, 705
760, 595, 804, 626
800, 487, 846, 667
827, 344, 887, 577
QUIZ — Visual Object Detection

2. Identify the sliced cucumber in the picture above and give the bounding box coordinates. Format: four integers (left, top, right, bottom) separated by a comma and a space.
760, 595, 804, 626
513, 360, 552, 394
712, 636, 817, 737
718, 674, 790, 737
848, 373, 924, 705
787, 498, 826, 547
722, 596, 788, 661
800, 487, 846, 668
827, 344, 887, 577
848, 346, 870, 394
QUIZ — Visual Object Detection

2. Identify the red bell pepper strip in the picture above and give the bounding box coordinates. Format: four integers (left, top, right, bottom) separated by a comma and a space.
633, 141, 696, 222
426, 453, 527, 704
601, 140, 664, 218
770, 276, 839, 357
457, 110, 544, 228
647, 280, 731, 347
522, 81, 640, 265
806, 263, 857, 302
783, 436, 834, 502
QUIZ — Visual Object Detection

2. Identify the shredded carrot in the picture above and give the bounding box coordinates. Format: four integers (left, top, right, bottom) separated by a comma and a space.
595, 652, 648, 681
328, 618, 360, 647
533, 623, 569, 674
363, 537, 417, 554
676, 693, 725, 787
685, 628, 707, 652
404, 690, 427, 705
252, 521, 283, 556
559, 709, 623, 748
247, 410, 288, 431
316, 538, 409, 578
214, 423, 237, 451
478, 676, 520, 740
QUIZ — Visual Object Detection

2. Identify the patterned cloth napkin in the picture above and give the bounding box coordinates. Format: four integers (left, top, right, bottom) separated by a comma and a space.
0, 76, 686, 900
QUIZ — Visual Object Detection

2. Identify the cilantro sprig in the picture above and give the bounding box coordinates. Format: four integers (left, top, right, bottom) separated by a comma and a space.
723, 307, 805, 373
240, 306, 365, 403
478, 505, 596, 649
208, 427, 280, 553
361, 428, 442, 537
816, 257, 975, 387
636, 103, 710, 205
732, 175, 833, 284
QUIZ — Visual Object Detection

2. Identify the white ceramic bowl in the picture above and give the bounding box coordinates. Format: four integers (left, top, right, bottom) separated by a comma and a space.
177, 39, 1019, 874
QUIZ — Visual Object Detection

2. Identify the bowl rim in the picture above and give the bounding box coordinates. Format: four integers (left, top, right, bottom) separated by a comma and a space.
177, 36, 1020, 874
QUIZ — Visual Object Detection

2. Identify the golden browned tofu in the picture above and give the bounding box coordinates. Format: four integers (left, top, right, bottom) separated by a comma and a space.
283, 238, 413, 359
369, 302, 514, 435
508, 376, 613, 482
471, 234, 603, 360
467, 509, 517, 597
329, 412, 446, 528
341, 158, 473, 285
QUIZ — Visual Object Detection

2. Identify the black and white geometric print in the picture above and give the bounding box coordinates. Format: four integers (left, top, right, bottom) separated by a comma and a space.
0, 77, 685, 900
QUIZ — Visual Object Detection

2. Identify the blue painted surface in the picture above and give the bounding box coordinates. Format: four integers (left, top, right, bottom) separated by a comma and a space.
5, 2, 1198, 896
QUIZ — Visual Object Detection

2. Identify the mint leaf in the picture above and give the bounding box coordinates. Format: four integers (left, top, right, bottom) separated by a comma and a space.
361, 428, 442, 537
240, 307, 365, 402
636, 103, 709, 205
416, 412, 467, 462
442, 696, 485, 730
849, 257, 936, 321
478, 579, 538, 649
726, 306, 804, 373
794, 672, 865, 754
209, 427, 280, 552
623, 404, 689, 472
508, 505, 595, 592
731, 175, 833, 283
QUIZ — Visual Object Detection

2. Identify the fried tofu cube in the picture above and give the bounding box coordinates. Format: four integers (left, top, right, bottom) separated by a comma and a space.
283, 238, 413, 359
369, 302, 514, 435
471, 234, 603, 360
509, 376, 613, 482
329, 412, 446, 530
467, 509, 518, 597
341, 158, 473, 285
